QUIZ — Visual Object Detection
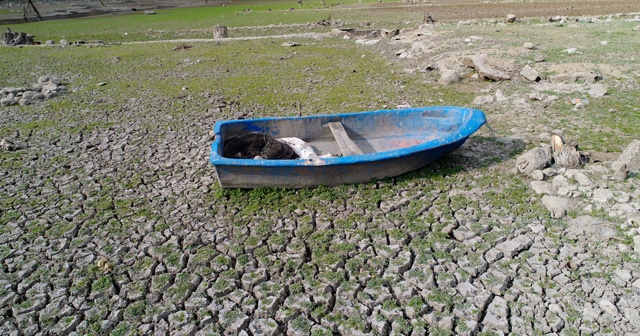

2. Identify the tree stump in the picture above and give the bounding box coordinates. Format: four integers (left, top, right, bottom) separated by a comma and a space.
1, 31, 36, 46
551, 134, 582, 168
213, 25, 228, 39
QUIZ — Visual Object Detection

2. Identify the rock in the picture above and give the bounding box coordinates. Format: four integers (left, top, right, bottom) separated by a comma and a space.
599, 299, 619, 316
612, 140, 640, 173
282, 41, 300, 47
541, 195, 570, 218
495, 89, 508, 102
380, 29, 399, 38
530, 181, 553, 194
523, 42, 536, 49
588, 84, 608, 98
50, 315, 81, 336
473, 95, 494, 105
568, 171, 590, 186
60, 39, 69, 46
516, 147, 552, 174
613, 269, 632, 282
534, 54, 545, 62
634, 235, 640, 254
611, 163, 628, 180
1, 138, 27, 151
463, 55, 511, 81
520, 65, 541, 82
565, 216, 617, 241
19, 90, 44, 105
531, 170, 545, 180
144, 10, 156, 15
506, 14, 517, 23
219, 307, 249, 333
438, 70, 461, 85
529, 92, 546, 101
573, 72, 601, 83
495, 235, 533, 258
249, 318, 279, 336
592, 188, 614, 203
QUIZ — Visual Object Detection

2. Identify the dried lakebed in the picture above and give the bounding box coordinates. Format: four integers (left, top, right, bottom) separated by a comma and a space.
2, 16, 640, 336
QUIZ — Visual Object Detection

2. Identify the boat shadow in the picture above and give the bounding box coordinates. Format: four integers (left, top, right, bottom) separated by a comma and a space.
394, 135, 527, 183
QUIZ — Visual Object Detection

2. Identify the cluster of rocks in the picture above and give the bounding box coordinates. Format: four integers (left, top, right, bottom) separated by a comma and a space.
0, 76, 66, 106
517, 139, 640, 223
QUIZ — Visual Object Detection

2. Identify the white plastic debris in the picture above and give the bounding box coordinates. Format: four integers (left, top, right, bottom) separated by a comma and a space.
277, 137, 318, 160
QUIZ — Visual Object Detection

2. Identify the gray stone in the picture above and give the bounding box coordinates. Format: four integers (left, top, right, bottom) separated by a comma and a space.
613, 269, 632, 282
531, 170, 545, 181
589, 84, 608, 98
483, 310, 509, 332
593, 188, 614, 203
219, 307, 249, 333
530, 181, 553, 194
523, 42, 536, 49
599, 299, 619, 316
566, 215, 617, 241
438, 70, 462, 85
529, 91, 546, 101
612, 140, 640, 173
473, 95, 494, 105
49, 315, 81, 336
541, 195, 570, 218
506, 14, 517, 23
634, 235, 640, 254
573, 172, 592, 186
249, 318, 279, 336
495, 235, 533, 258
520, 65, 541, 82
464, 55, 511, 81
495, 89, 508, 102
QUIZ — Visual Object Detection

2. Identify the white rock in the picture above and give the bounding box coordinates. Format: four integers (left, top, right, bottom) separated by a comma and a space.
530, 181, 553, 194
589, 84, 608, 98
599, 299, 619, 316
613, 269, 632, 282
495, 89, 508, 102
612, 140, 640, 173
541, 195, 570, 218
520, 65, 541, 82
438, 70, 461, 85
523, 42, 536, 49
573, 172, 592, 186
593, 189, 614, 203
473, 95, 494, 105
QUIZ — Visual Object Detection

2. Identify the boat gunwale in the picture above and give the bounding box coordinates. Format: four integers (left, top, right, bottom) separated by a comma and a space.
209, 106, 486, 167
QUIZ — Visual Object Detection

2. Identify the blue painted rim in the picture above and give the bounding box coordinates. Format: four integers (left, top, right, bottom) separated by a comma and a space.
209, 106, 486, 167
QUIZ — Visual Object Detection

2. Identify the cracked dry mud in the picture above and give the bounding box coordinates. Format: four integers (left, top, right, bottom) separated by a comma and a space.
2, 8, 640, 336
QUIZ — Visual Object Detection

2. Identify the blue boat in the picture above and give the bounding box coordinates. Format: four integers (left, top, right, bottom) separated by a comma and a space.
210, 106, 486, 188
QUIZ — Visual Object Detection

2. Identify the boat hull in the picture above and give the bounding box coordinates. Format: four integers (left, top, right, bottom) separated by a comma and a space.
210, 106, 486, 188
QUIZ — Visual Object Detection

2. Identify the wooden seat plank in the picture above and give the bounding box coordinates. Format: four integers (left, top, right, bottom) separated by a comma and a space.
327, 122, 364, 156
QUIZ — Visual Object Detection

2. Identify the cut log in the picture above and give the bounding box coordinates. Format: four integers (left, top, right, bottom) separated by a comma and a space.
516, 146, 552, 174
1, 31, 36, 46
463, 55, 511, 81
327, 122, 363, 156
